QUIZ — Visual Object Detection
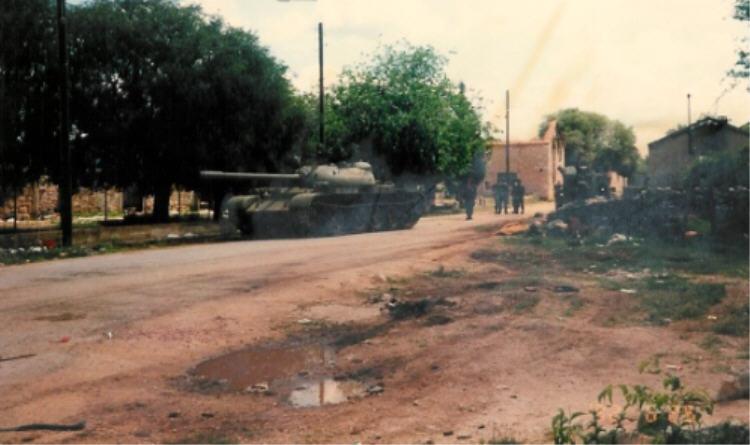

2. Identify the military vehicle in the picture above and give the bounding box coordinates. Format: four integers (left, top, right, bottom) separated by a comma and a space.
200, 162, 426, 237
555, 165, 611, 208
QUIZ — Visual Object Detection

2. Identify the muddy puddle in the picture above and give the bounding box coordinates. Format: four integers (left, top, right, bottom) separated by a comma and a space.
288, 377, 367, 407
190, 343, 374, 408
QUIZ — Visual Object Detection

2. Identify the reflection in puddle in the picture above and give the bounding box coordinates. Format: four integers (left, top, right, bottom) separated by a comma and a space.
190, 343, 371, 408
288, 378, 366, 408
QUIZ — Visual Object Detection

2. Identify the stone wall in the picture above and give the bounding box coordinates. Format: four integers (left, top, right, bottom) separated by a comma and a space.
1, 182, 198, 221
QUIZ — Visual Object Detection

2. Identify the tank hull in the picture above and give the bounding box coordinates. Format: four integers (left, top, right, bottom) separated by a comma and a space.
224, 188, 425, 238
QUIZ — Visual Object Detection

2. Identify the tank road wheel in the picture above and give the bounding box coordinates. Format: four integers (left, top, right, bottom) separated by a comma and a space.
219, 195, 256, 238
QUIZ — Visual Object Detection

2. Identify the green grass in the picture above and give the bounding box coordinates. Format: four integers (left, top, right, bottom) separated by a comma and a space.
712, 303, 750, 337
507, 236, 748, 278
429, 265, 465, 278
639, 275, 726, 322
513, 294, 540, 313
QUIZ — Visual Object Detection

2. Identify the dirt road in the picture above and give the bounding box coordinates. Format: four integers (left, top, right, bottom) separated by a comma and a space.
0, 202, 746, 443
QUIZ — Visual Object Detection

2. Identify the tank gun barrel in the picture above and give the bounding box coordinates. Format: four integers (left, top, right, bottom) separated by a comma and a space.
200, 170, 300, 182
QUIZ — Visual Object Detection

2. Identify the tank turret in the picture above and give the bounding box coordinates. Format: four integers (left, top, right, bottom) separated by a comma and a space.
200, 162, 425, 237
200, 162, 377, 189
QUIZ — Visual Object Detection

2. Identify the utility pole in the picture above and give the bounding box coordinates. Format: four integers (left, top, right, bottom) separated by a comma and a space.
505, 90, 510, 174
57, 0, 73, 246
318, 22, 324, 152
687, 93, 693, 154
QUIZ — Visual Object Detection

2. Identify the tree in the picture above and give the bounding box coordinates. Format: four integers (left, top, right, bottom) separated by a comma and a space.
684, 142, 749, 235
321, 44, 488, 185
0, 0, 58, 199
68, 0, 304, 220
729, 0, 749, 90
539, 109, 639, 178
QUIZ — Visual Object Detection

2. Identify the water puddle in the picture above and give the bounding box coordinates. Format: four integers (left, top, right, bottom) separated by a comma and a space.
193, 344, 334, 391
190, 343, 373, 408
288, 377, 366, 408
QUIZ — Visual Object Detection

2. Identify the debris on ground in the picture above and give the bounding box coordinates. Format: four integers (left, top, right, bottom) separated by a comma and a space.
0, 421, 86, 432
607, 233, 629, 245
545, 219, 568, 236
385, 297, 455, 320
425, 314, 453, 326
619, 288, 637, 294
244, 382, 270, 393
496, 221, 529, 236
524, 286, 538, 292
366, 384, 384, 395
296, 318, 312, 325
0, 353, 36, 363
552, 285, 579, 293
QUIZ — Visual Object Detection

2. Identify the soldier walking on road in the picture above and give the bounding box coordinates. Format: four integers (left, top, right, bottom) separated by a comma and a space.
494, 181, 509, 214
512, 179, 525, 214
464, 178, 477, 220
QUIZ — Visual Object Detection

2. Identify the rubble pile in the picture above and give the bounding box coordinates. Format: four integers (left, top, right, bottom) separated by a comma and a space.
532, 186, 749, 240
535, 189, 690, 239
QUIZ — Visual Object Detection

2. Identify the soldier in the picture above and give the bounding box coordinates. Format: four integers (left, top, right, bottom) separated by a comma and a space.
554, 183, 563, 209
511, 179, 525, 214
464, 178, 477, 220
494, 181, 509, 214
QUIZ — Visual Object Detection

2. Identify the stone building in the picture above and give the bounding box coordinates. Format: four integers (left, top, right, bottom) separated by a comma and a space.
482, 120, 565, 200
647, 116, 749, 188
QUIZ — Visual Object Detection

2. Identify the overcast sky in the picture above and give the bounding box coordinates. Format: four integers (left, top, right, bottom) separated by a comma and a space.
190, 0, 748, 155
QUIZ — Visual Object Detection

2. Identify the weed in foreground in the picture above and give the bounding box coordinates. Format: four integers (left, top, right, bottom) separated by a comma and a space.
551, 373, 749, 444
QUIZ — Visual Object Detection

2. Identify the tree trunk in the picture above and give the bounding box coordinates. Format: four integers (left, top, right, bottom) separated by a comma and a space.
152, 184, 171, 222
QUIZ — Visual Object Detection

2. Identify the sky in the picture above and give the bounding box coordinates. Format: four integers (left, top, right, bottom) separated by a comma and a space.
188, 0, 748, 155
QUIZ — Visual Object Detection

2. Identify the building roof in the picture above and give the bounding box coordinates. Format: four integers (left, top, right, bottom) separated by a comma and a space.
487, 119, 559, 149
648, 116, 748, 149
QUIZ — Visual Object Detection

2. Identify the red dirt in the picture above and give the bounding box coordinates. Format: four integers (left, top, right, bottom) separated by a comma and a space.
0, 202, 746, 443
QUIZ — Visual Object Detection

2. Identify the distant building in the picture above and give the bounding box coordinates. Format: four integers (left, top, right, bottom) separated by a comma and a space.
482, 121, 565, 200
647, 116, 749, 188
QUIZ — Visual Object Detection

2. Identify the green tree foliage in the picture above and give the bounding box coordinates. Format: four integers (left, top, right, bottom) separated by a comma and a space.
68, 0, 304, 220
685, 140, 749, 190
539, 108, 640, 178
0, 0, 58, 198
321, 44, 488, 184
729, 0, 749, 89
683, 130, 749, 237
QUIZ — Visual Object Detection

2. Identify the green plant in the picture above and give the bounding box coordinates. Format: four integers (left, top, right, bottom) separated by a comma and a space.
552, 374, 718, 444
429, 265, 465, 278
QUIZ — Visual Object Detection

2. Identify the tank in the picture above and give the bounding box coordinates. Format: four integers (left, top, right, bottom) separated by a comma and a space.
200, 162, 426, 237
